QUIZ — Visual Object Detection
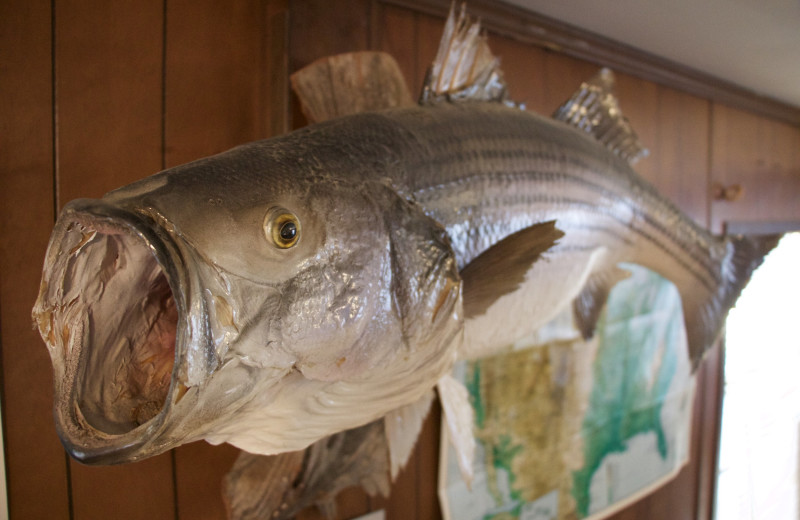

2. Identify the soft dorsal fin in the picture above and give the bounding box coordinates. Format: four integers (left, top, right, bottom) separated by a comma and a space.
420, 5, 511, 105
553, 68, 648, 164
572, 265, 632, 339
291, 51, 414, 123
461, 221, 564, 319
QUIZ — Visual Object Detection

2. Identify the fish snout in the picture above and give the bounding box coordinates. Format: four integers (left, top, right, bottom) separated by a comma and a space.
33, 198, 189, 464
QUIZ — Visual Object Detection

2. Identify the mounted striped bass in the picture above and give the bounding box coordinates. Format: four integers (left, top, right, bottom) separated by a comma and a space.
33, 6, 773, 499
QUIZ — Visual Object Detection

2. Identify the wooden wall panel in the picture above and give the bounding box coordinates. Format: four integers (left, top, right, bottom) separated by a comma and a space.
289, 0, 371, 129
376, 5, 418, 95
710, 104, 800, 232
2, 1, 798, 519
54, 1, 177, 518
490, 36, 547, 114
163, 1, 278, 518
0, 1, 71, 518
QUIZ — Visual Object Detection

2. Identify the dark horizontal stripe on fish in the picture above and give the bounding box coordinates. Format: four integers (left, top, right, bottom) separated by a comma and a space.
424, 186, 719, 293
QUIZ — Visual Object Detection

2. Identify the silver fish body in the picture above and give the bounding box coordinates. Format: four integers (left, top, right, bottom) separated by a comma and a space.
34, 101, 764, 464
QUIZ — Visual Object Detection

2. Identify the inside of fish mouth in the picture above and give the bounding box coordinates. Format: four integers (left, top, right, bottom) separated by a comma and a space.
63, 219, 177, 435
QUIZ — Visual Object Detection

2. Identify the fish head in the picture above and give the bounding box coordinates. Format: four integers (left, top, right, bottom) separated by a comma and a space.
32, 137, 462, 464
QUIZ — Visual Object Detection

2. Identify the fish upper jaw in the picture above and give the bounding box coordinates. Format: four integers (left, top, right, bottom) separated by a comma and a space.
32, 198, 207, 464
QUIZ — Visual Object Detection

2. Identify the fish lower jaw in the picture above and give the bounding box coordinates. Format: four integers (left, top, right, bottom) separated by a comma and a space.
37, 206, 185, 462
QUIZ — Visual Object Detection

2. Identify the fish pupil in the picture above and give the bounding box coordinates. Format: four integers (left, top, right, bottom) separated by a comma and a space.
280, 221, 297, 241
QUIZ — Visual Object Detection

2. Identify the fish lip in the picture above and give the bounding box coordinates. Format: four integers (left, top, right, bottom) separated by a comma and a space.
46, 198, 191, 465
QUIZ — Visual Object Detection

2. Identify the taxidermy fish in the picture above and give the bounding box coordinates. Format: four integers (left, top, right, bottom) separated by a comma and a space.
33, 6, 773, 496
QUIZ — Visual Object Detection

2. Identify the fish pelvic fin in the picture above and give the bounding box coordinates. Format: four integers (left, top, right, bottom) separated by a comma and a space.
683, 233, 781, 370
223, 420, 390, 519
438, 373, 475, 487
420, 4, 516, 107
384, 390, 435, 480
461, 220, 564, 319
553, 68, 649, 164
572, 266, 632, 339
291, 51, 414, 124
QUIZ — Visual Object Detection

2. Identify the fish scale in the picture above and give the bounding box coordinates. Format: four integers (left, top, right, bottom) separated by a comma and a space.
363, 104, 723, 297
31, 11, 775, 501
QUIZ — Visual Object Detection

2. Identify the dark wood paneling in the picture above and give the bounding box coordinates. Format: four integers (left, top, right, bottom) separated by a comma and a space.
289, 0, 372, 129
0, 1, 71, 518
616, 75, 711, 225
490, 35, 547, 114
382, 0, 800, 127
413, 402, 443, 520
56, 0, 166, 204
164, 1, 275, 518
376, 5, 418, 95
54, 1, 177, 517
654, 88, 711, 226
165, 0, 269, 165
710, 104, 800, 232
3, 1, 796, 518
541, 51, 598, 115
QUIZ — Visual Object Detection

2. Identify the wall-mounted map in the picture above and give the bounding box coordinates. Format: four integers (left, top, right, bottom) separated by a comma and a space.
440, 265, 695, 520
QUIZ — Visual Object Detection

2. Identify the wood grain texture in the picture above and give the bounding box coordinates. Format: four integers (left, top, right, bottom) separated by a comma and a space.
165, 0, 268, 166
490, 35, 547, 115
382, 0, 800, 127
54, 1, 177, 517
616, 74, 710, 225
710, 104, 800, 232
0, 1, 71, 518
55, 0, 165, 205
3, 1, 797, 518
165, 1, 272, 518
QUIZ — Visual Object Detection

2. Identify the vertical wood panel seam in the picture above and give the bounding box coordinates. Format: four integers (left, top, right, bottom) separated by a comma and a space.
161, 0, 168, 172
160, 1, 179, 518
52, 0, 74, 516
706, 103, 714, 230
0, 309, 5, 514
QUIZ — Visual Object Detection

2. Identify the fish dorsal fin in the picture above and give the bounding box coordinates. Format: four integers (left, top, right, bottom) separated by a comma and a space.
291, 51, 414, 123
438, 373, 475, 487
383, 390, 434, 480
572, 265, 632, 339
420, 5, 511, 105
553, 68, 648, 164
461, 221, 564, 319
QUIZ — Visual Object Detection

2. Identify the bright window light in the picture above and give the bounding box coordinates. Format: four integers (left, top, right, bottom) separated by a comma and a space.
716, 232, 800, 520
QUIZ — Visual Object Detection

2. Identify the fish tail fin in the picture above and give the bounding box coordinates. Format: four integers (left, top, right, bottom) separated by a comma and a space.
683, 233, 780, 369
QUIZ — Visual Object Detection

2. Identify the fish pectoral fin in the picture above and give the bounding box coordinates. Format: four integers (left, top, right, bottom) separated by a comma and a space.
437, 373, 475, 488
461, 220, 564, 319
384, 390, 435, 480
572, 265, 632, 339
290, 51, 414, 123
420, 4, 513, 106
553, 68, 648, 164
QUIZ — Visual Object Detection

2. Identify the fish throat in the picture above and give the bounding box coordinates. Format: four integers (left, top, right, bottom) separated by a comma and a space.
60, 220, 177, 435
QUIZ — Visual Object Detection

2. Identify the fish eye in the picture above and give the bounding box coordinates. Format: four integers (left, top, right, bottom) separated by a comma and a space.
264, 208, 301, 249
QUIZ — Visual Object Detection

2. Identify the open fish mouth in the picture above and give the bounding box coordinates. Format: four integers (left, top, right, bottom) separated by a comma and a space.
34, 199, 188, 464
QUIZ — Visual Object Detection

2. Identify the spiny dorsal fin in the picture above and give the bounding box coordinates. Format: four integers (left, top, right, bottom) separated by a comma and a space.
553, 68, 648, 164
420, 4, 512, 106
461, 221, 564, 319
291, 51, 414, 124
572, 265, 632, 339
